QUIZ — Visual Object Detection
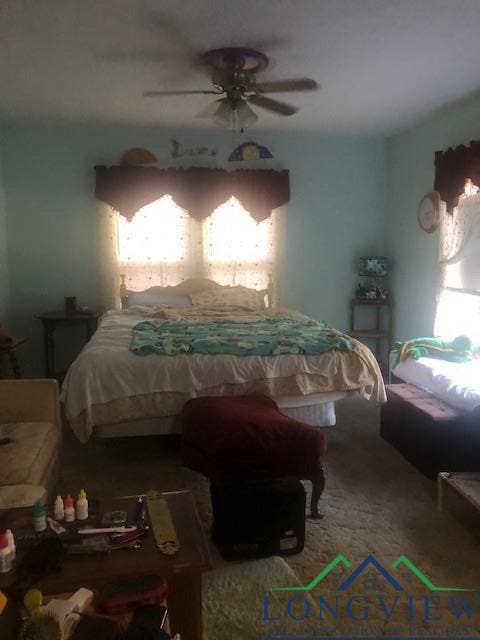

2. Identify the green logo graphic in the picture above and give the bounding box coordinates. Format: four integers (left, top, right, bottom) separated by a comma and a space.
270, 554, 474, 592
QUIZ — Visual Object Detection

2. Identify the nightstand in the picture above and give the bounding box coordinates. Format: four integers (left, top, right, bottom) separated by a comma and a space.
35, 311, 101, 379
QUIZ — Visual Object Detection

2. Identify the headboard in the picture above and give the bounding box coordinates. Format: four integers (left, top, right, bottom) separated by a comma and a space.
120, 274, 274, 309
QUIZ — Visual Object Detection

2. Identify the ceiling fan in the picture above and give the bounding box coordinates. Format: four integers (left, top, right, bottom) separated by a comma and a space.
143, 47, 319, 129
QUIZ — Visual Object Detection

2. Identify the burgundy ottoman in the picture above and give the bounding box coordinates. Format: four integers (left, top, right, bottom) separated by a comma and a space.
181, 395, 326, 518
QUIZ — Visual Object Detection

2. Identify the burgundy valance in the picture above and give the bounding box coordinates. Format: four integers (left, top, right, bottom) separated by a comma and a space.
94, 166, 290, 222
434, 140, 480, 214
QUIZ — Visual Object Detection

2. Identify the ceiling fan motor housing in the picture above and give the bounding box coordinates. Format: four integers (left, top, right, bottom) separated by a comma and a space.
202, 47, 270, 73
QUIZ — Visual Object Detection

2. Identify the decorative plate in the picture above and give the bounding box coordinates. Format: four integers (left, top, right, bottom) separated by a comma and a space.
228, 141, 273, 162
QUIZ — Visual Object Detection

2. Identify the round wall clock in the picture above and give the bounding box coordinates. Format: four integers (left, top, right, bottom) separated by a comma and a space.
417, 191, 441, 233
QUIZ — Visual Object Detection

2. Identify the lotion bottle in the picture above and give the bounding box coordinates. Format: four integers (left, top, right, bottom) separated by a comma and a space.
5, 529, 15, 561
76, 490, 89, 521
33, 501, 47, 532
0, 534, 12, 573
54, 496, 65, 521
64, 495, 75, 523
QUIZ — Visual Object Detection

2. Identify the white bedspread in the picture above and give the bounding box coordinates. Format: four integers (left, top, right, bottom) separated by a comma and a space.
61, 307, 386, 441
393, 356, 480, 412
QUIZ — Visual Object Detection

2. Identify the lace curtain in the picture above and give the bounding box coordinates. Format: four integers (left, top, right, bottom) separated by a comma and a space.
434, 182, 480, 338
98, 203, 121, 310
202, 197, 278, 291
98, 196, 278, 310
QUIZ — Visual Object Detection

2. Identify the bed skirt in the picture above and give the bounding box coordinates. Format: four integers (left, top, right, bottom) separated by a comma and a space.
94, 392, 354, 438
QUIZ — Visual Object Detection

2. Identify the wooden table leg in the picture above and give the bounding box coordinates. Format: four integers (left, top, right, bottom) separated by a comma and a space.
437, 472, 444, 512
8, 351, 21, 378
43, 321, 56, 378
86, 319, 94, 340
167, 572, 202, 640
309, 461, 326, 520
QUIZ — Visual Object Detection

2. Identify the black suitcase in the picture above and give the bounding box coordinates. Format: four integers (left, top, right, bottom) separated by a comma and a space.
210, 477, 306, 560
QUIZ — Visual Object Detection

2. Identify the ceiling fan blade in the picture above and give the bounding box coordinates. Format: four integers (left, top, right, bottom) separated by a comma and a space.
248, 94, 298, 116
254, 78, 319, 93
195, 99, 224, 118
143, 90, 221, 97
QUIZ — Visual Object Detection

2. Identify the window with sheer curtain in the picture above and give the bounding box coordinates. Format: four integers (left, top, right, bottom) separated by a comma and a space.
103, 195, 276, 306
434, 180, 480, 341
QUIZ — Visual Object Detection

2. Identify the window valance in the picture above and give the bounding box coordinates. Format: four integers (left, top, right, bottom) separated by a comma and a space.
434, 140, 480, 214
94, 165, 290, 222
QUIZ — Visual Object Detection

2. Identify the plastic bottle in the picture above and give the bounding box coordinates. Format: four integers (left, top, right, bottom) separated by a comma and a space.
64, 495, 75, 523
5, 529, 15, 561
76, 490, 88, 521
0, 534, 12, 573
54, 496, 65, 521
33, 501, 47, 533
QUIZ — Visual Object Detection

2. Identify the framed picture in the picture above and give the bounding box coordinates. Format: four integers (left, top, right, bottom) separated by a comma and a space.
358, 256, 387, 277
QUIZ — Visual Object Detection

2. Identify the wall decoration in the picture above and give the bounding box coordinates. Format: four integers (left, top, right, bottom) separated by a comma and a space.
358, 256, 387, 277
119, 148, 158, 166
229, 141, 273, 162
170, 139, 217, 159
355, 256, 389, 301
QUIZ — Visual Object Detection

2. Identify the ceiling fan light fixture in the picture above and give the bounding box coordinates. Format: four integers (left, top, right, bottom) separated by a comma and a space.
212, 98, 234, 127
212, 97, 258, 129
235, 99, 258, 128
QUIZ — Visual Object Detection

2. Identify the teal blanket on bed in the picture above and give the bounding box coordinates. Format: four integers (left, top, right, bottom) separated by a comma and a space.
130, 317, 357, 357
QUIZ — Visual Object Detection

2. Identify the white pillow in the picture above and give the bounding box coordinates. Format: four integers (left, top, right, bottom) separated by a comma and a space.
190, 286, 265, 310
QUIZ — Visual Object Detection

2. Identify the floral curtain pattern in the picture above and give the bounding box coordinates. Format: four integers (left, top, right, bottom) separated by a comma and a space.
434, 186, 480, 339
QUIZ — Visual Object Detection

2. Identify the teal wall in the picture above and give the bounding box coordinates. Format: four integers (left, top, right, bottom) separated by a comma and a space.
386, 91, 480, 342
0, 123, 386, 376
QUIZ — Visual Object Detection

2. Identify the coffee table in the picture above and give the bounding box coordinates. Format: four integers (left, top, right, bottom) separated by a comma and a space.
0, 490, 211, 640
437, 471, 480, 513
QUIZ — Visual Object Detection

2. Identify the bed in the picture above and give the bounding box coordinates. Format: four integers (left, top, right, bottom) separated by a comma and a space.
392, 355, 480, 412
61, 278, 386, 442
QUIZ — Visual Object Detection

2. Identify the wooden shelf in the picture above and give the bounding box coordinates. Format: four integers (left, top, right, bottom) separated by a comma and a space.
351, 298, 390, 306
349, 297, 393, 365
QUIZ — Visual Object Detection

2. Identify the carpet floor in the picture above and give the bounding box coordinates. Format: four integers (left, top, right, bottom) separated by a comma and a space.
59, 396, 480, 634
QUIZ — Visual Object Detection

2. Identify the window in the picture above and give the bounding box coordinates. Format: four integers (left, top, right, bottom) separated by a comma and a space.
117, 196, 192, 290
435, 183, 480, 340
203, 197, 275, 290
116, 196, 276, 293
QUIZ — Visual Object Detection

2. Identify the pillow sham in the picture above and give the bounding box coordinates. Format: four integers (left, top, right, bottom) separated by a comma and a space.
189, 286, 265, 310
124, 292, 192, 308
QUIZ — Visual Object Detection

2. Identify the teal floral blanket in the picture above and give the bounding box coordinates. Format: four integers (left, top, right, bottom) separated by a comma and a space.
130, 316, 356, 357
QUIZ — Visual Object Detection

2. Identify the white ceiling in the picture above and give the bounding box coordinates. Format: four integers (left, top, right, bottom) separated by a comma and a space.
2, 0, 480, 135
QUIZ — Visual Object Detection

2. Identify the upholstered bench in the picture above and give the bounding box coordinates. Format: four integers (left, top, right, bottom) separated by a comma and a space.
181, 395, 326, 518
380, 383, 480, 478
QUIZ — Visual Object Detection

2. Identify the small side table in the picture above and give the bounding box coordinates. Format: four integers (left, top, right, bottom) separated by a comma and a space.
0, 336, 29, 378
349, 298, 393, 371
35, 311, 100, 379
